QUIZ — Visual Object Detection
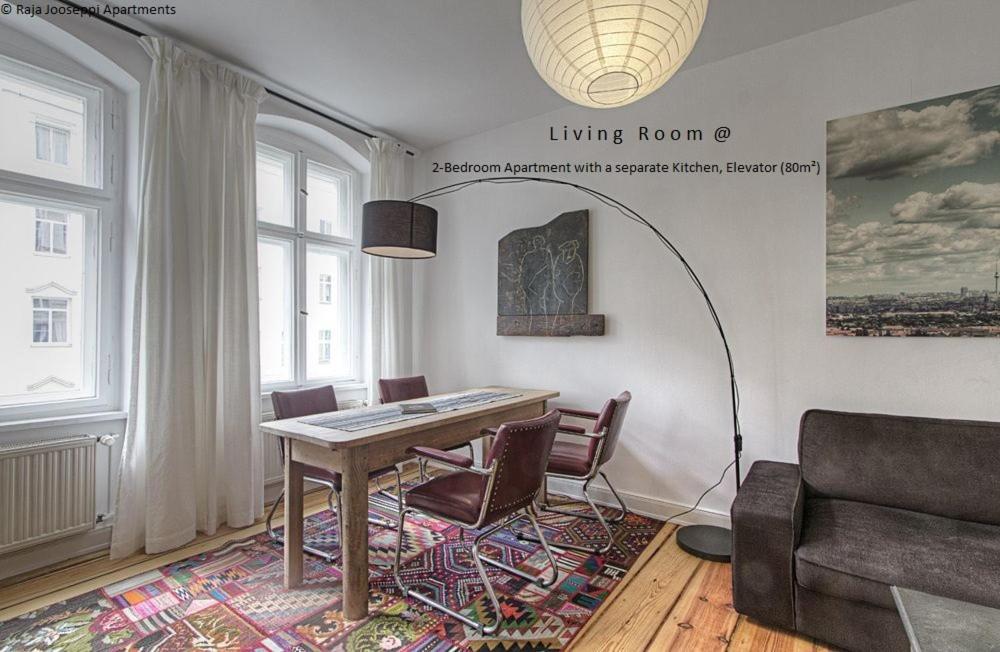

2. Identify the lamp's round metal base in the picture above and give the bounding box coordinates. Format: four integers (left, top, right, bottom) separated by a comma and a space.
676, 525, 732, 563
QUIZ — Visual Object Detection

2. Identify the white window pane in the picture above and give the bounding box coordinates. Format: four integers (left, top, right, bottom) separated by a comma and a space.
53, 128, 69, 165
318, 329, 331, 364
51, 307, 68, 342
0, 195, 91, 405
1, 54, 94, 185
319, 273, 332, 304
256, 144, 294, 227
32, 310, 48, 342
306, 161, 350, 237
53, 223, 67, 254
257, 237, 294, 384
306, 244, 351, 380
35, 125, 49, 161
34, 218, 49, 252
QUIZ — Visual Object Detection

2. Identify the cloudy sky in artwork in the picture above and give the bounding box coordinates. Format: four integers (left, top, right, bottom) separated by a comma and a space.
826, 85, 1000, 296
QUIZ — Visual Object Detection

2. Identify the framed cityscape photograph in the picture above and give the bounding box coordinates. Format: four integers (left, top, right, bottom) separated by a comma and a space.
826, 84, 1000, 336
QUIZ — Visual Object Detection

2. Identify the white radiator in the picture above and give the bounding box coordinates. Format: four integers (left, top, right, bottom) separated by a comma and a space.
0, 435, 97, 555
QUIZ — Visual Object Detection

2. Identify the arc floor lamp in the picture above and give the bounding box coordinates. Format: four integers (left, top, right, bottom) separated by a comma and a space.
362, 176, 742, 562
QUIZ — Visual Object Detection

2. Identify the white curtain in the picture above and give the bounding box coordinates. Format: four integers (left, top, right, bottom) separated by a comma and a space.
112, 37, 267, 558
366, 138, 410, 405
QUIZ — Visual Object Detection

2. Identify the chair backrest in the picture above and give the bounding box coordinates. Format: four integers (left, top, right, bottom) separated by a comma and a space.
378, 375, 429, 404
590, 391, 631, 466
271, 386, 338, 464
482, 410, 561, 524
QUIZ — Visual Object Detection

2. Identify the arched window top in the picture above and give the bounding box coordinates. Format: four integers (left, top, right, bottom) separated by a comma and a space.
0, 19, 136, 191
256, 114, 369, 175
0, 17, 137, 97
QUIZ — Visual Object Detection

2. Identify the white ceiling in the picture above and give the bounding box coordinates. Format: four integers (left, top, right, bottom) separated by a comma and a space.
129, 0, 918, 150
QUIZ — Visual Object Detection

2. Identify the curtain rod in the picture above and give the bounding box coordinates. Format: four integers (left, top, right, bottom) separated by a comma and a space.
52, 0, 416, 156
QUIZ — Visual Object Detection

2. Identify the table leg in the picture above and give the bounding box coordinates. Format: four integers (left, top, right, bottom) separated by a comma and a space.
283, 438, 304, 589
341, 446, 370, 620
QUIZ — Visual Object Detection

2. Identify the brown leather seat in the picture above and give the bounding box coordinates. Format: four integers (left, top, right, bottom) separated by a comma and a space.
378, 375, 475, 480
405, 471, 486, 524
547, 440, 592, 476
267, 385, 402, 563
378, 375, 429, 404
394, 411, 562, 635
517, 392, 633, 555
272, 386, 397, 480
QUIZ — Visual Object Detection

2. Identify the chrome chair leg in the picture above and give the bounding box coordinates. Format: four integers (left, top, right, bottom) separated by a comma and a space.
599, 471, 629, 523
476, 507, 559, 588
266, 488, 338, 563
527, 503, 559, 586
470, 524, 504, 635
375, 465, 403, 503
367, 467, 403, 530
395, 509, 496, 632
518, 479, 616, 554
395, 512, 536, 635
539, 473, 628, 523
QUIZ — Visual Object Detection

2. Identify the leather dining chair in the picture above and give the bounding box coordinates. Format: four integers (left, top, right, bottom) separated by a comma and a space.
266, 385, 403, 563
510, 391, 632, 555
378, 375, 476, 481
393, 410, 562, 635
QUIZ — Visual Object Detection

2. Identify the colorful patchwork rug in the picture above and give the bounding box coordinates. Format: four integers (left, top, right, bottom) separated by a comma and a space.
0, 491, 663, 651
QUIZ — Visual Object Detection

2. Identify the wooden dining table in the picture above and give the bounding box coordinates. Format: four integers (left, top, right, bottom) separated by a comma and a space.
259, 386, 558, 620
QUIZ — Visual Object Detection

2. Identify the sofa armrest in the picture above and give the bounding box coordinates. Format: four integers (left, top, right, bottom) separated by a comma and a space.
731, 460, 804, 631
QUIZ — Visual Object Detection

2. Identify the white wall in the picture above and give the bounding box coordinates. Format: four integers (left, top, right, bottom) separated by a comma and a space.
414, 0, 1000, 524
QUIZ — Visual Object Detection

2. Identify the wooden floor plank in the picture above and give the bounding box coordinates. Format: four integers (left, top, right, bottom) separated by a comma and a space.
570, 530, 701, 651
727, 615, 832, 652
648, 561, 740, 651
569, 522, 677, 646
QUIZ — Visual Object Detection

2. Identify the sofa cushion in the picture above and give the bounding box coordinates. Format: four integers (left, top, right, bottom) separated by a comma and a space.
795, 499, 1000, 611
799, 410, 1000, 525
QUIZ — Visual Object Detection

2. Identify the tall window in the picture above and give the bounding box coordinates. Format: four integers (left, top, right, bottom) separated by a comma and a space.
317, 329, 332, 364
256, 131, 360, 389
35, 123, 71, 165
35, 209, 68, 254
0, 47, 119, 416
318, 273, 332, 304
32, 298, 69, 344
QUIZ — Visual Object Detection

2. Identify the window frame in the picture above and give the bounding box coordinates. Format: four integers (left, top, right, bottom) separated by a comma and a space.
0, 42, 122, 422
256, 128, 363, 393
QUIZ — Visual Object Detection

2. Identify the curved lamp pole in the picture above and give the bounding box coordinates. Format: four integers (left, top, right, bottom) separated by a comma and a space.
362, 176, 742, 562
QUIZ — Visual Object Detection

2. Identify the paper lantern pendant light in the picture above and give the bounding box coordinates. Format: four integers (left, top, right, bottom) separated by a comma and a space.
522, 0, 708, 108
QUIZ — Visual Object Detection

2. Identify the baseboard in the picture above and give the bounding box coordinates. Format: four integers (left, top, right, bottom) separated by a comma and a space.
0, 526, 113, 583
546, 478, 731, 529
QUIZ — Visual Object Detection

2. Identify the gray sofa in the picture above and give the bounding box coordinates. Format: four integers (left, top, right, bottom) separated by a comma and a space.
731, 410, 1000, 651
